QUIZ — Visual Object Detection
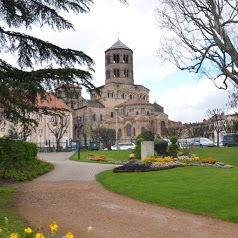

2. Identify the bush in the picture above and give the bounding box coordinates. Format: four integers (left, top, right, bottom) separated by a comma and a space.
154, 138, 168, 156
168, 136, 179, 158
0, 138, 38, 178
134, 137, 144, 160
137, 130, 154, 141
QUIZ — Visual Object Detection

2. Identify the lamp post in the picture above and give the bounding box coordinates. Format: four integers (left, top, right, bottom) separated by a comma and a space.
77, 116, 81, 160
115, 107, 119, 150
39, 135, 42, 152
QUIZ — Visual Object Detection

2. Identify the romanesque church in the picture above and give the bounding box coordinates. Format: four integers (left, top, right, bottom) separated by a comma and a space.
57, 39, 169, 146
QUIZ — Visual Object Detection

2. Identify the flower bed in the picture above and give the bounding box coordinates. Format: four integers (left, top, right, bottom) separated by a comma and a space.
0, 219, 93, 238
113, 155, 234, 173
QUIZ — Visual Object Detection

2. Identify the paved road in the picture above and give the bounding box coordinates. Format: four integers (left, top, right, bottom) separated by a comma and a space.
37, 152, 119, 181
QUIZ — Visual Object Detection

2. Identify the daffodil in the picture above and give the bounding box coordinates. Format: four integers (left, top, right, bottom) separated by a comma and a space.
0, 227, 2, 233
50, 222, 58, 232
87, 226, 93, 237
10, 233, 18, 238
24, 227, 33, 234
35, 232, 45, 238
65, 232, 74, 238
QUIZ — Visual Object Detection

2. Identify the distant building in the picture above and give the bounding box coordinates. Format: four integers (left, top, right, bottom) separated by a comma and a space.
57, 39, 169, 146
0, 94, 73, 149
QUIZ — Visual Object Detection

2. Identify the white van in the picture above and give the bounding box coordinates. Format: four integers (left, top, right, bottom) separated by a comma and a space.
111, 142, 135, 150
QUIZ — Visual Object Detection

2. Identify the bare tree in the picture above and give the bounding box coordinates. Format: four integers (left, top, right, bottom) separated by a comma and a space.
162, 125, 184, 138
206, 108, 226, 146
185, 122, 212, 139
156, 1, 238, 93
91, 127, 116, 150
48, 114, 70, 151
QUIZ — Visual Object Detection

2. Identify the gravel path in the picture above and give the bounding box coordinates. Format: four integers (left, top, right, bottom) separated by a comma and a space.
11, 152, 238, 238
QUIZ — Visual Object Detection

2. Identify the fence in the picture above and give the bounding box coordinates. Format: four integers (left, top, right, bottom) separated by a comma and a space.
37, 138, 137, 153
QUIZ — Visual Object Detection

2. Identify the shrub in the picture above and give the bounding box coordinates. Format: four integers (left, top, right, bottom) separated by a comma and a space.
134, 137, 144, 160
0, 138, 38, 178
168, 136, 179, 158
137, 130, 154, 141
154, 138, 168, 156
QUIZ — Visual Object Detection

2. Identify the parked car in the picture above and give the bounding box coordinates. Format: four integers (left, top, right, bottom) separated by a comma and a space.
111, 142, 135, 150
178, 137, 215, 148
223, 133, 238, 147
191, 137, 216, 147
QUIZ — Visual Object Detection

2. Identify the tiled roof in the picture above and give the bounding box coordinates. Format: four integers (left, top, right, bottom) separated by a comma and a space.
117, 99, 151, 107
86, 100, 104, 108
37, 94, 71, 111
106, 39, 132, 51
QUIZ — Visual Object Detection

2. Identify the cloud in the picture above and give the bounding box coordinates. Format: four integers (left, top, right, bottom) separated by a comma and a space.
150, 77, 231, 123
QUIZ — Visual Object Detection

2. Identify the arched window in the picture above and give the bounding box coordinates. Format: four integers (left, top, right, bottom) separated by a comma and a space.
129, 94, 133, 99
113, 69, 120, 77
141, 127, 146, 133
123, 54, 128, 63
93, 114, 96, 122
126, 124, 132, 137
113, 54, 120, 63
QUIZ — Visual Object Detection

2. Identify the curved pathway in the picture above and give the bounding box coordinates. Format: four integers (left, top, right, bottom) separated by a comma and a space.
36, 152, 118, 181
12, 152, 238, 238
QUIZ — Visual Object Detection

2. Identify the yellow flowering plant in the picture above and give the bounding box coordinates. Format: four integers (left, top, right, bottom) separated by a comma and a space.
0, 218, 93, 238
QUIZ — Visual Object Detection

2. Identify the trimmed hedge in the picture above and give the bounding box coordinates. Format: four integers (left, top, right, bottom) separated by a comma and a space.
0, 138, 37, 161
0, 138, 38, 178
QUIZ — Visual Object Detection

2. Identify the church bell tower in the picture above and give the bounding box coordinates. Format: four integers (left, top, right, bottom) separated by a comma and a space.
105, 39, 134, 85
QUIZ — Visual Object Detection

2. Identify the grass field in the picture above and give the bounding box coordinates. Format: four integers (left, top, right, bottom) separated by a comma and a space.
96, 147, 238, 222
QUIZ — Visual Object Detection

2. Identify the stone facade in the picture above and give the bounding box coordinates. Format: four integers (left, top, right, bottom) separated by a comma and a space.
71, 39, 169, 145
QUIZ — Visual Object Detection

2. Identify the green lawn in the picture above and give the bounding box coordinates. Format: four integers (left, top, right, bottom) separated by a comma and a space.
96, 147, 238, 222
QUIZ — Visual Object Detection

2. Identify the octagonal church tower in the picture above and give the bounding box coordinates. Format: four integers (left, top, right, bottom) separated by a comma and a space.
105, 39, 134, 85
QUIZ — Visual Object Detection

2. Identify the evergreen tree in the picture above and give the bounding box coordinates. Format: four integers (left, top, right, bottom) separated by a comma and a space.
0, 0, 127, 125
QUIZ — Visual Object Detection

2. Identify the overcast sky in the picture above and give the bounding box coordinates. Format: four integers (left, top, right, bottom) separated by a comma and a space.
22, 0, 236, 123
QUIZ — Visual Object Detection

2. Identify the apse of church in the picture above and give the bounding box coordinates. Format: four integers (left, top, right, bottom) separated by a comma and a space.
72, 39, 169, 145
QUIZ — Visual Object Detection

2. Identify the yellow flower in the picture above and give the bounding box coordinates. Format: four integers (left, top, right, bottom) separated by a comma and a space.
10, 233, 18, 238
66, 232, 74, 238
50, 222, 59, 232
87, 226, 93, 237
24, 227, 33, 234
35, 232, 45, 238
0, 227, 2, 233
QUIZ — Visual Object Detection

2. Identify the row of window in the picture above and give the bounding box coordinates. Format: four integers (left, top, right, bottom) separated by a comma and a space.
107, 92, 148, 100
106, 54, 132, 65
36, 114, 69, 123
106, 69, 131, 79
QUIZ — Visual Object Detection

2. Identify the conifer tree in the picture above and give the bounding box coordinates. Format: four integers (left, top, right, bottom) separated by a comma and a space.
0, 0, 127, 124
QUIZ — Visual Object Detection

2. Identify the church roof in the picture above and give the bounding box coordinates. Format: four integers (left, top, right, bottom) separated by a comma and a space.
117, 99, 151, 107
106, 39, 132, 52
85, 100, 104, 108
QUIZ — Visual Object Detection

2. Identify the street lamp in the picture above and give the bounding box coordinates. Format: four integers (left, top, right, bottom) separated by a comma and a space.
77, 116, 81, 160
115, 107, 119, 150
